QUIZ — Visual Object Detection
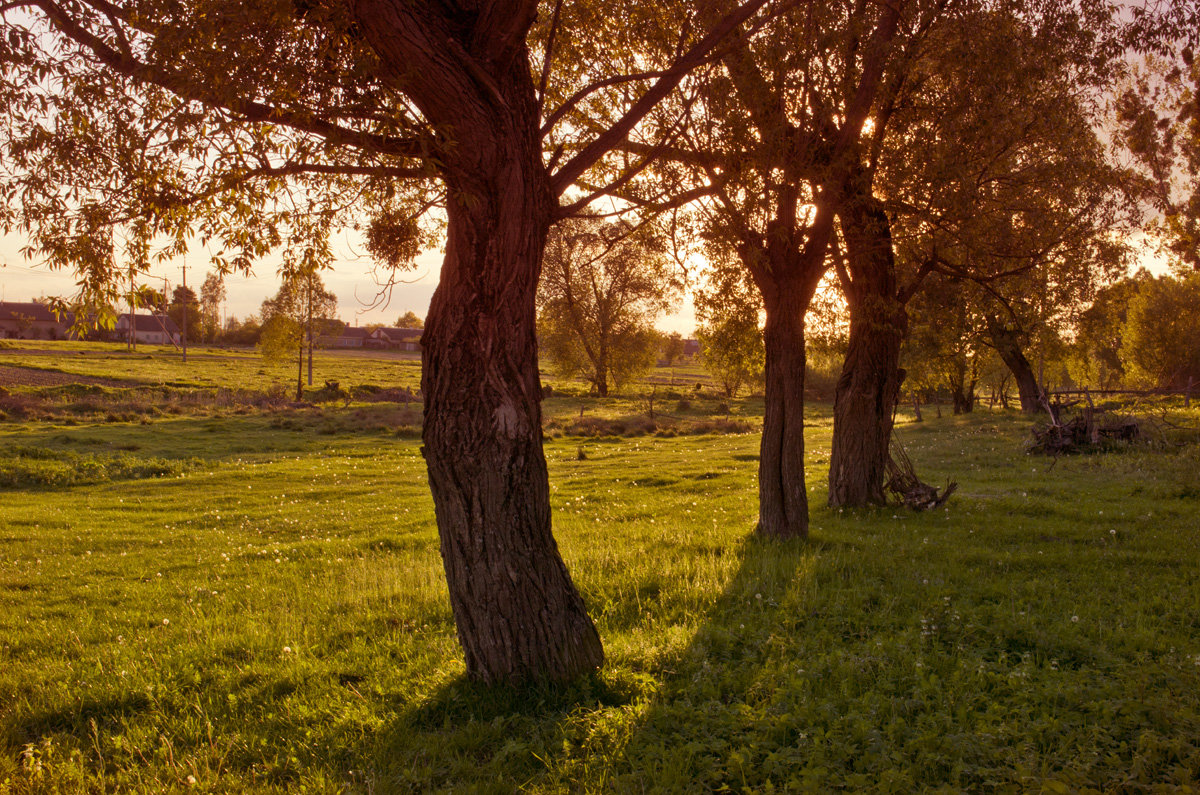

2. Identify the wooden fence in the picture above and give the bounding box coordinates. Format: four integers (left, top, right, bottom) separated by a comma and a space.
1048, 378, 1195, 408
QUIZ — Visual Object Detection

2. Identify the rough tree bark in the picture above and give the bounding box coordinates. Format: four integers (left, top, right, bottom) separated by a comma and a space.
422, 175, 603, 683
755, 268, 823, 538
984, 313, 1044, 413
359, 1, 602, 683
829, 196, 907, 508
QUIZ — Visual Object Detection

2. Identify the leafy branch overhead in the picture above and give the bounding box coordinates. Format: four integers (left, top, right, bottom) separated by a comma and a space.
0, 0, 776, 313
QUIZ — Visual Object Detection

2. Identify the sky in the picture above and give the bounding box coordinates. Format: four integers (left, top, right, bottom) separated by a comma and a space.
0, 229, 700, 335
0, 226, 1170, 335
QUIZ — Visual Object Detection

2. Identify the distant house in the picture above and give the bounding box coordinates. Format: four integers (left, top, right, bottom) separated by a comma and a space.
0, 301, 68, 340
114, 313, 181, 346
367, 326, 423, 352
327, 326, 369, 348
683, 338, 701, 357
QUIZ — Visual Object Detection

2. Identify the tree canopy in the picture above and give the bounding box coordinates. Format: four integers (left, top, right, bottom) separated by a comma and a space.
1, 0, 784, 685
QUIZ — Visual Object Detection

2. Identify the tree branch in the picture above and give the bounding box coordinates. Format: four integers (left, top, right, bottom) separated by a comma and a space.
536, 0, 566, 118
28, 0, 433, 159
550, 0, 782, 196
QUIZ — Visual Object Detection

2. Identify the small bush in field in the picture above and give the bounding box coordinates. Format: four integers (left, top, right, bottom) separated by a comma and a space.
689, 418, 754, 435
0, 446, 199, 488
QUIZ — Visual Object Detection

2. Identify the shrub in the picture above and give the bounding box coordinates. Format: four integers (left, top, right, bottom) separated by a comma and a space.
0, 447, 200, 489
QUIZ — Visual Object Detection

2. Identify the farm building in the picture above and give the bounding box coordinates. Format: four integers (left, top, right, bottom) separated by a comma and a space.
324, 326, 369, 348
114, 314, 182, 346
366, 327, 423, 351
0, 301, 69, 340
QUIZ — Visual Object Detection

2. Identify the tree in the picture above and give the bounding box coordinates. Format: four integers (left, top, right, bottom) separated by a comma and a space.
537, 216, 679, 396
1122, 272, 1200, 389
2, 0, 775, 683
661, 332, 686, 368
223, 315, 262, 347
199, 272, 226, 343
696, 313, 763, 399
167, 285, 201, 344
826, 1, 1127, 503
261, 271, 338, 400
693, 262, 764, 399
1118, 4, 1200, 272
632, 0, 909, 537
1070, 272, 1149, 389
259, 312, 302, 365
903, 274, 996, 414
394, 311, 423, 329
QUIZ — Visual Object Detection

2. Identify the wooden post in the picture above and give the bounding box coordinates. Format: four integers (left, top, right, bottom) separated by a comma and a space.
180, 263, 188, 363
1083, 386, 1099, 445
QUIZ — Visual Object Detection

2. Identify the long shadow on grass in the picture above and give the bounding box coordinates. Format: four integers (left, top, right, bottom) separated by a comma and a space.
0, 406, 423, 470
596, 532, 821, 791
355, 532, 816, 792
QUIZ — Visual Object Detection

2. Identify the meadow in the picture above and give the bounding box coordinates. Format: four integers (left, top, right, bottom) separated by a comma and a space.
1, 343, 1199, 792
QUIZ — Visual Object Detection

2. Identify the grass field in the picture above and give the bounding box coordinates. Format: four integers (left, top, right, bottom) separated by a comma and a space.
1, 343, 1200, 792
0, 341, 425, 393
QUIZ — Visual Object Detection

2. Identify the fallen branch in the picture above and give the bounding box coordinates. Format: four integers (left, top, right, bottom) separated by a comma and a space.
886, 435, 957, 510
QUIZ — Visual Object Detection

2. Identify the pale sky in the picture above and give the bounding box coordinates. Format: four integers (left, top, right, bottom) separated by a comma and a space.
1, 225, 1171, 335
0, 229, 700, 335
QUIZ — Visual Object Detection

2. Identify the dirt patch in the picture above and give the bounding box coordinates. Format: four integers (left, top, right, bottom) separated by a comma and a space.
0, 365, 130, 389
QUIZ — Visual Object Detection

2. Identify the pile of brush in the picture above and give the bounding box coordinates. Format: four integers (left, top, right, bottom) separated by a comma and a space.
1027, 406, 1140, 455
885, 439, 957, 510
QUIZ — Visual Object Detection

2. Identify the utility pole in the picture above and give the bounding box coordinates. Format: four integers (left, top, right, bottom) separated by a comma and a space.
128, 262, 135, 351
180, 263, 188, 363
306, 281, 314, 387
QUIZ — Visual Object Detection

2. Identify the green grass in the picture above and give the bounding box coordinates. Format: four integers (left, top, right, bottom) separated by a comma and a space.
0, 340, 725, 400
0, 342, 424, 393
2, 385, 1200, 790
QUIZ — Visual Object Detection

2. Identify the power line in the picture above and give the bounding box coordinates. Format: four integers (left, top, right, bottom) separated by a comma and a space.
1, 262, 77, 277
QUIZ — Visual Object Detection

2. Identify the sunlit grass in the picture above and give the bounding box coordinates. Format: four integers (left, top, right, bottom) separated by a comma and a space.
0, 342, 424, 393
1, 403, 1199, 791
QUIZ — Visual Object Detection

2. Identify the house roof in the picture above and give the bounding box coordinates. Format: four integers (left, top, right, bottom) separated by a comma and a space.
339, 326, 370, 339
0, 301, 58, 323
121, 313, 181, 334
373, 327, 423, 342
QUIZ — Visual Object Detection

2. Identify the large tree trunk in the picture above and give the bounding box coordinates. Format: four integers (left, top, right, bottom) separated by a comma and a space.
757, 281, 816, 539
423, 167, 603, 684
829, 198, 907, 508
423, 192, 601, 684
359, 5, 602, 684
985, 314, 1044, 413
